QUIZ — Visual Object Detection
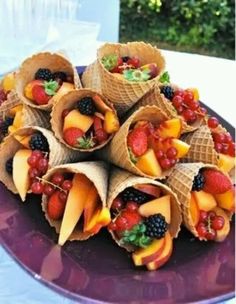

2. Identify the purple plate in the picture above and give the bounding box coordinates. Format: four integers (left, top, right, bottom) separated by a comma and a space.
0, 67, 235, 303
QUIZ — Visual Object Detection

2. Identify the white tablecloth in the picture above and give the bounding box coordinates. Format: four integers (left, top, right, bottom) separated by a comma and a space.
0, 44, 235, 304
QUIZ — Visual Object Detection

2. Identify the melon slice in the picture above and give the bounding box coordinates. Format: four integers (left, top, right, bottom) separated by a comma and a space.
63, 109, 94, 133
136, 149, 162, 177
83, 186, 99, 232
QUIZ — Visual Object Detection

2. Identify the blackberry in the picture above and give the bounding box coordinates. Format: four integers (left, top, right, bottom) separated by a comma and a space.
53, 71, 67, 82
121, 187, 151, 204
122, 56, 130, 63
144, 213, 168, 239
77, 97, 96, 116
35, 68, 53, 81
161, 86, 174, 100
5, 158, 13, 175
0, 117, 14, 136
29, 132, 49, 151
192, 171, 205, 191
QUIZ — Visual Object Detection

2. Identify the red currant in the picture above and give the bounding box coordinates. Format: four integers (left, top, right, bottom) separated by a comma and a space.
211, 216, 225, 230
208, 117, 219, 129
196, 222, 207, 237
199, 210, 208, 222
62, 109, 70, 119
126, 202, 138, 212
31, 181, 44, 194
166, 147, 177, 159
214, 142, 223, 153
224, 132, 233, 144
155, 150, 164, 159
205, 229, 216, 241
115, 216, 128, 230
177, 105, 184, 114
31, 150, 43, 159
111, 197, 124, 210
221, 144, 229, 154
43, 184, 55, 196
28, 167, 40, 179
108, 222, 117, 231
37, 158, 48, 174
212, 132, 225, 143
182, 109, 197, 123
27, 155, 38, 168
208, 211, 216, 220
159, 158, 171, 169
198, 107, 207, 116
59, 191, 67, 203
51, 173, 64, 185
62, 180, 73, 191
228, 142, 236, 157
174, 89, 185, 98
169, 158, 177, 167
172, 95, 183, 108
183, 91, 194, 104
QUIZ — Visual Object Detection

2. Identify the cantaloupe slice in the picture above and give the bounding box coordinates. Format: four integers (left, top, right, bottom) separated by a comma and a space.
84, 207, 111, 234
104, 111, 120, 134
14, 135, 31, 148
92, 95, 111, 113
83, 186, 99, 231
58, 173, 92, 245
136, 149, 162, 177
218, 153, 235, 173
8, 105, 23, 116
53, 82, 74, 104
189, 193, 200, 226
157, 118, 182, 139
193, 190, 217, 212
171, 139, 190, 158
13, 149, 31, 201
63, 109, 94, 133
139, 195, 171, 223
215, 187, 235, 211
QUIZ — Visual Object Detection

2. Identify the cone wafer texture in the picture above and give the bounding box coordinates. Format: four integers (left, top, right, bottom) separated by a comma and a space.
81, 61, 101, 92
0, 90, 21, 119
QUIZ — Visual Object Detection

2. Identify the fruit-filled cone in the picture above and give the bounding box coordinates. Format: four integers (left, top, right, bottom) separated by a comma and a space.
41, 161, 110, 245
97, 42, 166, 116
181, 125, 235, 174
167, 163, 234, 242
15, 52, 81, 111
81, 60, 102, 92
99, 105, 190, 179
0, 71, 17, 107
0, 126, 86, 201
51, 89, 120, 152
107, 168, 182, 271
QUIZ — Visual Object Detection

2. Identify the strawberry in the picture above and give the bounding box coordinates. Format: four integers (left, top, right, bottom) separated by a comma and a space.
47, 190, 66, 220
63, 127, 84, 146
32, 80, 59, 105
94, 116, 108, 144
127, 127, 148, 157
122, 210, 142, 230
24, 80, 43, 100
127, 56, 140, 69
202, 169, 232, 194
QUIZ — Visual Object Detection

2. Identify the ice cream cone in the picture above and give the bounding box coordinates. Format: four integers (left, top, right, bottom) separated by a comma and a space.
15, 52, 81, 111
0, 126, 85, 194
51, 88, 118, 152
81, 60, 101, 92
97, 42, 166, 116
97, 105, 170, 179
0, 90, 21, 119
107, 167, 182, 251
22, 105, 51, 129
41, 161, 109, 241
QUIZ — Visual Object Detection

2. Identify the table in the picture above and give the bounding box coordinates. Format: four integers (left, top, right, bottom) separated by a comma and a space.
0, 45, 235, 304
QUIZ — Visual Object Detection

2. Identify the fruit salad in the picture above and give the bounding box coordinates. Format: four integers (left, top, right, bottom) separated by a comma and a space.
24, 68, 74, 106
127, 118, 190, 176
108, 181, 181, 270
101, 54, 159, 82
190, 168, 234, 241
56, 91, 120, 150
42, 165, 111, 245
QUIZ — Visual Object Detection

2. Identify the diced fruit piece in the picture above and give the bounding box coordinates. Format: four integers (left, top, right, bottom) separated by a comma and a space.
92, 95, 111, 113
215, 187, 235, 212
193, 190, 217, 212
132, 237, 166, 266
52, 82, 74, 104
136, 149, 162, 176
202, 169, 232, 194
140, 63, 158, 79
156, 118, 182, 139
189, 193, 200, 226
12, 110, 22, 129
84, 207, 111, 234
104, 111, 120, 134
218, 153, 235, 173
171, 138, 190, 158
63, 109, 93, 133
2, 72, 15, 92
58, 174, 92, 246
83, 186, 99, 231
134, 184, 160, 198
127, 128, 148, 157
8, 105, 23, 116
12, 149, 32, 201
63, 127, 84, 147
24, 80, 43, 100
139, 195, 171, 224
213, 207, 230, 242
146, 231, 173, 270
47, 190, 66, 220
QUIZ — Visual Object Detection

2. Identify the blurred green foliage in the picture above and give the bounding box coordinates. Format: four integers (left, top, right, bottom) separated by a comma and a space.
120, 0, 235, 59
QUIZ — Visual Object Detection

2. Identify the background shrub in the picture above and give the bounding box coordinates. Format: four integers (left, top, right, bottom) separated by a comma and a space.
120, 0, 235, 59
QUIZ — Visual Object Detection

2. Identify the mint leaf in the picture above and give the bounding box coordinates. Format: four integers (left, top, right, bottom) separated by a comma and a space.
159, 71, 170, 84
120, 222, 152, 248
101, 54, 118, 71
128, 147, 138, 164
123, 69, 150, 82
44, 80, 59, 96
77, 136, 95, 149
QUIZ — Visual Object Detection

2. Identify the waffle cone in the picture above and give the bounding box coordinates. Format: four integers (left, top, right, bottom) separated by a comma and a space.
41, 161, 108, 241
51, 89, 118, 152
98, 105, 170, 179
0, 90, 21, 119
81, 60, 101, 92
0, 126, 85, 194
97, 42, 166, 116
22, 105, 51, 129
107, 167, 182, 251
166, 163, 232, 240
15, 52, 81, 111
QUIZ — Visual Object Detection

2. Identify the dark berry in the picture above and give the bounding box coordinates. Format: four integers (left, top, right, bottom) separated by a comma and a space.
161, 86, 174, 100
144, 213, 168, 239
76, 97, 96, 116
122, 56, 130, 63
192, 172, 205, 191
5, 158, 13, 175
0, 117, 14, 136
35, 68, 53, 81
29, 132, 49, 152
121, 187, 151, 204
53, 71, 67, 82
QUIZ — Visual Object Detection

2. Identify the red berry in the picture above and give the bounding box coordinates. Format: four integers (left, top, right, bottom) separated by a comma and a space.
196, 222, 207, 237
183, 91, 194, 104
224, 132, 233, 144
51, 173, 64, 185
205, 229, 216, 241
212, 132, 225, 143
182, 109, 197, 123
177, 105, 184, 114
37, 158, 48, 174
155, 150, 164, 159
62, 180, 73, 191
208, 117, 219, 129
127, 128, 148, 157
95, 128, 108, 144
208, 211, 216, 220
59, 191, 68, 203
159, 158, 171, 169
122, 211, 142, 230
172, 95, 183, 108
166, 147, 177, 159
228, 142, 236, 157
62, 109, 70, 119
111, 197, 124, 210
174, 89, 185, 98
214, 142, 223, 153
221, 144, 229, 154
199, 210, 208, 222
43, 184, 55, 196
199, 107, 207, 116
188, 101, 199, 111
31, 181, 44, 194
127, 56, 140, 68
115, 216, 128, 230
126, 202, 138, 212
108, 222, 117, 231
27, 155, 38, 168
211, 216, 225, 230
31, 150, 43, 159
169, 158, 177, 167
28, 167, 40, 179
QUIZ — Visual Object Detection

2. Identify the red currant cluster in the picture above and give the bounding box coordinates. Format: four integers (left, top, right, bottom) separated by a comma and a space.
172, 89, 206, 124
212, 131, 235, 156
196, 210, 225, 240
108, 201, 142, 232
155, 146, 178, 169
